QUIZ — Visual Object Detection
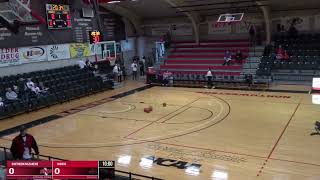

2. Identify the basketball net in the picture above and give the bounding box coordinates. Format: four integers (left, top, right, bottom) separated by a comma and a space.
8, 0, 45, 24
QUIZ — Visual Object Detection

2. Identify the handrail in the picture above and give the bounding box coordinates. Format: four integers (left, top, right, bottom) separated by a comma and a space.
0, 146, 163, 180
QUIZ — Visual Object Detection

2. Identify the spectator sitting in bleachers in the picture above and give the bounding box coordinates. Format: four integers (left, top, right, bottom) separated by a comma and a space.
223, 50, 232, 66
6, 88, 19, 102
85, 58, 94, 71
39, 82, 49, 93
276, 45, 285, 60
26, 78, 35, 90
31, 83, 42, 95
0, 97, 4, 107
283, 50, 289, 60
235, 50, 243, 64
162, 70, 172, 86
78, 60, 87, 69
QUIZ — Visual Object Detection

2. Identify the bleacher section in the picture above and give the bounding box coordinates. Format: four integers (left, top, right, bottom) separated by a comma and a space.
257, 33, 320, 84
160, 39, 249, 81
0, 65, 113, 120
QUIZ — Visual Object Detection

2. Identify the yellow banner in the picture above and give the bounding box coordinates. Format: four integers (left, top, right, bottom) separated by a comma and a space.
69, 43, 90, 58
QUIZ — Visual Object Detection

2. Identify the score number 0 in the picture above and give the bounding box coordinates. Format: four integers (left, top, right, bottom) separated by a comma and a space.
54, 168, 60, 174
8, 168, 14, 175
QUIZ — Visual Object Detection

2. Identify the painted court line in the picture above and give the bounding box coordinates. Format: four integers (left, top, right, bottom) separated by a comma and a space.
124, 97, 202, 138
256, 103, 301, 177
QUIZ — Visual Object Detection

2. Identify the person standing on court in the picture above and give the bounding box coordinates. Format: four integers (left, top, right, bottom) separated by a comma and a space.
113, 64, 119, 82
206, 68, 213, 88
10, 127, 39, 160
131, 61, 138, 80
139, 60, 145, 76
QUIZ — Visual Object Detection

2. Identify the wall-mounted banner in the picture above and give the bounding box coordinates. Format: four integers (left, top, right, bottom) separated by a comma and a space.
70, 43, 90, 58
47, 44, 71, 61
0, 48, 20, 67
208, 20, 232, 34
19, 46, 47, 64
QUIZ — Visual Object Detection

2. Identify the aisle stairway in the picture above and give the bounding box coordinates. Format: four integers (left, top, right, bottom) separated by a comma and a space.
160, 39, 250, 77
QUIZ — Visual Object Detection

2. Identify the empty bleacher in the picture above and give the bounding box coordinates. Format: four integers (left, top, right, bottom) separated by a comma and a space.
160, 39, 250, 79
257, 33, 320, 84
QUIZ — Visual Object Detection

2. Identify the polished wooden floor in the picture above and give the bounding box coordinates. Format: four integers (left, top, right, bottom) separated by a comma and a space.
1, 84, 319, 180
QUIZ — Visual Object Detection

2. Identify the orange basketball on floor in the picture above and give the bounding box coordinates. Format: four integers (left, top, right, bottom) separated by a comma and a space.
163, 103, 167, 107
144, 108, 150, 113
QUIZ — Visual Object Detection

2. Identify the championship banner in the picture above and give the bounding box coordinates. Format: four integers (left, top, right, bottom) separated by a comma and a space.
47, 44, 71, 61
0, 48, 20, 67
19, 46, 47, 64
208, 20, 232, 34
70, 43, 90, 58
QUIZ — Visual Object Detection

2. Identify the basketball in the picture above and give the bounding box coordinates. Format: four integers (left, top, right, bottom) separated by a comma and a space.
144, 108, 150, 113
163, 103, 167, 107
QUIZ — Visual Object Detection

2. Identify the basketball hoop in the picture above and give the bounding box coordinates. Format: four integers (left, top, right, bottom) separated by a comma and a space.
0, 0, 46, 24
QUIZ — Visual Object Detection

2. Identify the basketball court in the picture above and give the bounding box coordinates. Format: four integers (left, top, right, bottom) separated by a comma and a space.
0, 85, 319, 179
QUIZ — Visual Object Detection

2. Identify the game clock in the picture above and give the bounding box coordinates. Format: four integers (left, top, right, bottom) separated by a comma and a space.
6, 160, 115, 179
46, 4, 72, 29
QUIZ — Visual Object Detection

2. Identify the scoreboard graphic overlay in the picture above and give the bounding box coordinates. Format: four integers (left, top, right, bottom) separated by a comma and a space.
7, 160, 115, 179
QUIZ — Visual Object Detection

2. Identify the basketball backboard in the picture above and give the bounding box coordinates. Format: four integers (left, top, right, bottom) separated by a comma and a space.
218, 13, 244, 23
0, 0, 45, 31
91, 41, 117, 63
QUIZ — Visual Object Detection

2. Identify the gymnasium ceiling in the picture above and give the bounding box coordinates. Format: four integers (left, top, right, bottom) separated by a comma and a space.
101, 0, 320, 19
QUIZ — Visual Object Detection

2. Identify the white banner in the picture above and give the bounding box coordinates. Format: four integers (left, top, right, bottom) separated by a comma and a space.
171, 24, 193, 36
0, 48, 20, 67
19, 46, 47, 64
47, 44, 70, 61
280, 16, 310, 31
208, 20, 232, 34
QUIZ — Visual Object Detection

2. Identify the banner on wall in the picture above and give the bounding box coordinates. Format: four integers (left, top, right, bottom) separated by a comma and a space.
47, 44, 71, 61
280, 16, 310, 31
0, 48, 20, 67
208, 20, 232, 34
70, 43, 90, 58
171, 24, 193, 36
19, 46, 47, 64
